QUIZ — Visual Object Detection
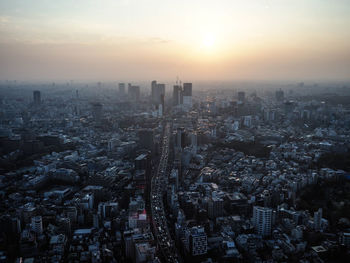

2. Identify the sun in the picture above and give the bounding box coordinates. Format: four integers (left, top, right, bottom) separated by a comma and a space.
202, 34, 215, 48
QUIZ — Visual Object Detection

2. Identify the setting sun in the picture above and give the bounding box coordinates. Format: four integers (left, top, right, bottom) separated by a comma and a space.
202, 34, 215, 49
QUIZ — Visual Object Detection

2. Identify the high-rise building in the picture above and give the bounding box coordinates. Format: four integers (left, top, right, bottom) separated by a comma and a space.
157, 83, 165, 102
119, 83, 125, 95
173, 85, 183, 106
128, 85, 140, 101
340, 232, 350, 247
138, 129, 154, 151
151, 80, 157, 103
243, 115, 252, 127
314, 208, 322, 230
64, 206, 77, 224
238, 91, 245, 103
208, 196, 224, 219
31, 216, 43, 235
252, 206, 272, 237
91, 102, 103, 122
135, 243, 156, 263
174, 128, 186, 150
275, 89, 284, 101
151, 80, 165, 104
98, 202, 119, 219
33, 90, 41, 105
185, 226, 207, 256
159, 93, 165, 116
190, 132, 197, 153
183, 83, 192, 107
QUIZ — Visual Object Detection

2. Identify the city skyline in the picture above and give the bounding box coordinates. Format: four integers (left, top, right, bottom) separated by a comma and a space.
0, 0, 350, 81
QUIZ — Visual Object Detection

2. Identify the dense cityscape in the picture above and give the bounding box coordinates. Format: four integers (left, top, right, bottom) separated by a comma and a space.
0, 80, 350, 262
1, 0, 350, 262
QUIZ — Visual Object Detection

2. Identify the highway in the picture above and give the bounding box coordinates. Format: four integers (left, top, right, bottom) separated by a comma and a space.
150, 123, 180, 263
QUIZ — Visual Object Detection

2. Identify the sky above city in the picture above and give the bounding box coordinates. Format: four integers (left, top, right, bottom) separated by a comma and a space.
0, 0, 350, 82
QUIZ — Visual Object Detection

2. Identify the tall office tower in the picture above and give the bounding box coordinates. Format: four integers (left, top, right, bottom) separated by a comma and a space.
138, 129, 154, 151
151, 80, 157, 102
157, 83, 165, 102
65, 206, 77, 224
185, 226, 207, 256
33, 90, 41, 105
191, 132, 197, 147
151, 81, 165, 104
98, 202, 119, 219
252, 206, 272, 237
119, 83, 125, 95
128, 85, 140, 101
159, 93, 165, 116
314, 208, 322, 230
173, 85, 183, 106
275, 89, 284, 101
243, 115, 252, 127
175, 128, 185, 150
208, 196, 224, 219
91, 102, 103, 122
31, 216, 43, 235
238, 91, 245, 103
183, 83, 192, 107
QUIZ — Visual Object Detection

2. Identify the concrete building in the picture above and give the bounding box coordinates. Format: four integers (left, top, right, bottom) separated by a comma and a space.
208, 196, 224, 219
185, 226, 207, 256
183, 83, 192, 107
31, 216, 43, 235
151, 81, 165, 104
252, 206, 272, 237
118, 83, 125, 95
128, 85, 140, 101
275, 89, 284, 101
91, 102, 103, 123
33, 90, 41, 105
138, 129, 154, 152
135, 242, 156, 263
173, 85, 183, 106
314, 208, 322, 230
238, 91, 245, 103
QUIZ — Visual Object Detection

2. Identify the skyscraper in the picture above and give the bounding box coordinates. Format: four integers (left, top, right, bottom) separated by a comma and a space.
183, 83, 192, 107
151, 80, 157, 102
238, 91, 245, 103
151, 80, 165, 105
159, 93, 165, 116
91, 102, 103, 122
119, 83, 125, 95
314, 208, 322, 230
128, 85, 140, 101
208, 196, 224, 219
138, 129, 154, 151
173, 85, 183, 106
275, 89, 284, 102
185, 226, 207, 256
31, 216, 43, 235
33, 90, 41, 105
157, 83, 165, 101
252, 206, 272, 237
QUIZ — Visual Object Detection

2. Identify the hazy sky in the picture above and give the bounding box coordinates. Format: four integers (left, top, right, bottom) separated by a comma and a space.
0, 0, 350, 82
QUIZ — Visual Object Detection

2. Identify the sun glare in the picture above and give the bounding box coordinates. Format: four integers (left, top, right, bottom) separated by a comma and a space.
202, 34, 215, 48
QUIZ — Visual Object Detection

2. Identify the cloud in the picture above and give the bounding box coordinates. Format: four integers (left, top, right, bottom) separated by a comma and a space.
145, 37, 172, 44
0, 16, 10, 25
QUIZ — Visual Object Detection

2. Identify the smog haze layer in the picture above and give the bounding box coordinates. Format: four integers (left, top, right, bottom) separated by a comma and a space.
0, 0, 350, 82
